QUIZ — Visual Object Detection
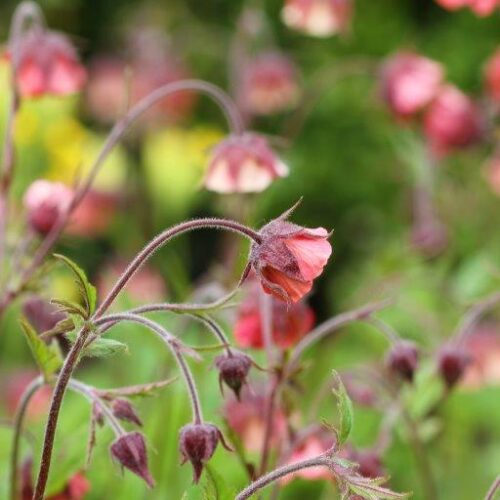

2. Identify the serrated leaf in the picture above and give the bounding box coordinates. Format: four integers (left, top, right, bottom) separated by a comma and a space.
332, 370, 354, 447
51, 298, 88, 318
348, 475, 411, 499
76, 336, 128, 358
54, 254, 97, 317
41, 317, 75, 339
95, 377, 178, 399
20, 318, 63, 381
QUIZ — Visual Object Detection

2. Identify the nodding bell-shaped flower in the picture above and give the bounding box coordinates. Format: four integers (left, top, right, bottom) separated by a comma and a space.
380, 51, 444, 118
23, 180, 73, 235
250, 206, 332, 303
215, 351, 252, 400
435, 0, 499, 17
12, 28, 87, 98
437, 345, 470, 388
484, 48, 500, 104
386, 341, 419, 382
281, 0, 352, 37
111, 399, 143, 427
204, 133, 288, 193
179, 423, 232, 483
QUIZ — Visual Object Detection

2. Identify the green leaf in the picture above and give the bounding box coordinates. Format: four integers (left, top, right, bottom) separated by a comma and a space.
80, 337, 129, 358
54, 254, 97, 317
332, 370, 354, 447
41, 317, 75, 339
51, 298, 88, 318
95, 377, 178, 399
20, 318, 63, 381
203, 465, 235, 500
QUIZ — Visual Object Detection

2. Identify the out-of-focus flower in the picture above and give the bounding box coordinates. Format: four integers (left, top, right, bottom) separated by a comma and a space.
281, 434, 334, 484
343, 375, 378, 407
483, 154, 500, 196
204, 133, 288, 193
386, 341, 419, 382
96, 259, 167, 305
423, 85, 483, 155
281, 0, 352, 37
23, 180, 73, 235
234, 280, 314, 349
435, 0, 499, 17
237, 52, 300, 116
22, 295, 64, 333
437, 344, 470, 388
3, 370, 52, 420
380, 52, 444, 117
461, 325, 500, 389
66, 190, 117, 238
484, 48, 500, 103
250, 215, 332, 303
349, 448, 385, 479
12, 29, 86, 98
410, 219, 449, 258
224, 387, 287, 452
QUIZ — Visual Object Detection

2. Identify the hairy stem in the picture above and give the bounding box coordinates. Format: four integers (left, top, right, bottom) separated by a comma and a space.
485, 475, 500, 500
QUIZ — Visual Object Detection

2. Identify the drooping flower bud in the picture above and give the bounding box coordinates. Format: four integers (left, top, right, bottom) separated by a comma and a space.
13, 29, 86, 98
250, 211, 332, 303
380, 51, 444, 118
110, 432, 155, 487
437, 345, 470, 388
435, 0, 499, 17
179, 423, 232, 483
23, 180, 73, 235
281, 0, 352, 37
22, 295, 65, 334
484, 47, 500, 104
423, 85, 483, 155
349, 448, 385, 479
111, 399, 143, 427
410, 219, 449, 258
204, 133, 288, 193
386, 341, 419, 382
237, 52, 300, 116
215, 352, 252, 399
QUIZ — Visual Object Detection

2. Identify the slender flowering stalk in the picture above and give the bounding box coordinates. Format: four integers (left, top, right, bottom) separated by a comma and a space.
485, 476, 500, 500
188, 314, 233, 355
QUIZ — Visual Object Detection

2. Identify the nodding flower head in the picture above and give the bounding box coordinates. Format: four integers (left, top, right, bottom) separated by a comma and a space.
281, 0, 352, 37
437, 345, 470, 388
484, 47, 500, 103
204, 133, 288, 193
386, 341, 419, 382
179, 423, 232, 483
23, 180, 73, 235
12, 28, 86, 98
250, 206, 332, 303
215, 352, 253, 400
380, 51, 444, 117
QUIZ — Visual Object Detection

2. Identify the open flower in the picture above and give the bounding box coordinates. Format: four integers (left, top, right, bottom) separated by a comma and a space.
13, 29, 86, 98
380, 51, 444, 117
435, 0, 499, 16
250, 211, 332, 302
281, 0, 352, 37
204, 133, 288, 193
484, 47, 500, 104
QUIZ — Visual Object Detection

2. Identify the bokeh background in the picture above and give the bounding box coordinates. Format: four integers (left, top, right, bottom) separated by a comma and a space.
0, 0, 499, 499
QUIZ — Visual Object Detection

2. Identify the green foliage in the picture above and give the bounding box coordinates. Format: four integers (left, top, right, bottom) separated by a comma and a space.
331, 370, 354, 447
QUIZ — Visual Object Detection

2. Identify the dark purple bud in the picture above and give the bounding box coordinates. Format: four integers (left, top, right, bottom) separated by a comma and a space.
110, 432, 155, 487
355, 449, 385, 479
20, 456, 34, 500
179, 423, 232, 483
112, 399, 143, 427
438, 345, 470, 388
22, 296, 64, 334
215, 352, 252, 400
386, 341, 419, 382
92, 401, 105, 427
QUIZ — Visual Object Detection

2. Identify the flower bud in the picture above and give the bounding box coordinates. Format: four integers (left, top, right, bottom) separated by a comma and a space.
484, 48, 500, 103
250, 213, 332, 303
281, 0, 352, 37
437, 345, 470, 388
204, 133, 288, 193
410, 219, 448, 258
13, 29, 86, 98
380, 51, 444, 117
179, 423, 232, 483
215, 352, 252, 399
23, 180, 73, 235
111, 399, 143, 427
22, 296, 64, 334
110, 432, 155, 487
423, 85, 483, 155
386, 341, 419, 382
350, 448, 385, 479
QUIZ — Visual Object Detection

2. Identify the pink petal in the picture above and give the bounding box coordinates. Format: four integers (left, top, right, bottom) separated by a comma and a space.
48, 59, 86, 95
285, 234, 332, 281
261, 266, 312, 303
17, 61, 46, 97
234, 312, 264, 349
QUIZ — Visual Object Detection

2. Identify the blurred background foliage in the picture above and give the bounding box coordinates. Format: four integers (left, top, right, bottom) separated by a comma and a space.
0, 0, 499, 499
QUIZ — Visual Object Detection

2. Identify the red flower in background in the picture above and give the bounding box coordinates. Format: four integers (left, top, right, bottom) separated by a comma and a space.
237, 52, 301, 116
484, 154, 500, 196
235, 280, 314, 349
250, 216, 332, 302
12, 29, 86, 98
435, 0, 499, 16
204, 133, 288, 193
380, 52, 444, 118
484, 48, 500, 104
281, 0, 352, 37
423, 85, 483, 155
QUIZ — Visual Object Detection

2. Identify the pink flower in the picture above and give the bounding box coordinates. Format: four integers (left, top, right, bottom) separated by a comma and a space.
380, 52, 444, 117
48, 472, 90, 500
204, 133, 288, 193
23, 180, 73, 235
423, 85, 483, 155
234, 280, 314, 349
281, 0, 352, 37
484, 47, 500, 103
237, 52, 300, 116
484, 154, 500, 196
250, 214, 332, 303
13, 29, 86, 98
435, 0, 499, 16
410, 219, 449, 258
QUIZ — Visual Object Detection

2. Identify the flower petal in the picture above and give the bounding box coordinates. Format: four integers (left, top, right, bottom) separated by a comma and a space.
284, 234, 332, 281
261, 266, 312, 303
